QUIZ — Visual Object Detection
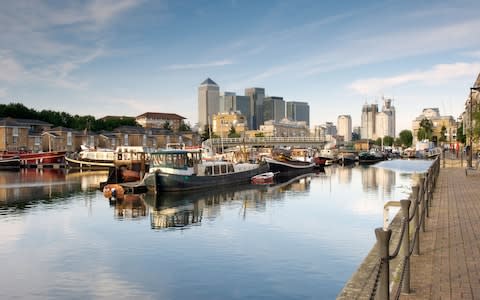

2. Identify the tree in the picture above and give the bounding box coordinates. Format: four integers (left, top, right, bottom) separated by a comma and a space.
228, 126, 240, 138
394, 137, 402, 147
255, 132, 265, 137
457, 123, 466, 144
418, 118, 433, 141
163, 121, 172, 130
399, 130, 413, 147
383, 136, 394, 146
374, 137, 382, 146
439, 125, 447, 143
179, 121, 191, 132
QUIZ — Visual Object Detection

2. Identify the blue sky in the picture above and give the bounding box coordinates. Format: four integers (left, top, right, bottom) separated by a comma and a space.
1, 0, 480, 132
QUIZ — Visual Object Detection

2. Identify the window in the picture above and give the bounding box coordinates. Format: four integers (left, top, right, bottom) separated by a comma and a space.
34, 137, 41, 146
67, 132, 72, 146
143, 134, 147, 147
124, 134, 129, 146
12, 127, 18, 137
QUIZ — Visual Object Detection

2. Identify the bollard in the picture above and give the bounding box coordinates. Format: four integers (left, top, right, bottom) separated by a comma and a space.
412, 185, 420, 255
375, 228, 392, 300
400, 199, 411, 294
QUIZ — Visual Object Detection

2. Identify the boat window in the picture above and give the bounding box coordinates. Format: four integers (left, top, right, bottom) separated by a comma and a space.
214, 165, 220, 175
205, 166, 212, 175
220, 164, 226, 174
228, 164, 234, 173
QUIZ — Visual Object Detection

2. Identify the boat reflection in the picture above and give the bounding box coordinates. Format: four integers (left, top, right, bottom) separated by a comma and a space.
141, 172, 315, 230
109, 194, 148, 220
0, 169, 108, 207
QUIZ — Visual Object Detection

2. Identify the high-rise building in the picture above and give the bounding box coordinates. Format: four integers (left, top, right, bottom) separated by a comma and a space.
337, 115, 352, 142
264, 96, 286, 122
198, 78, 220, 131
245, 87, 265, 130
220, 92, 236, 113
361, 98, 396, 140
361, 103, 378, 139
286, 101, 310, 127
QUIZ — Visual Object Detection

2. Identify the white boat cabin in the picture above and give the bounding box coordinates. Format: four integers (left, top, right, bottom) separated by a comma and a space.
150, 149, 259, 176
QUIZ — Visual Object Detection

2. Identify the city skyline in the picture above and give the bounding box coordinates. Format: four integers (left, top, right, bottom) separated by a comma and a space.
1, 1, 480, 132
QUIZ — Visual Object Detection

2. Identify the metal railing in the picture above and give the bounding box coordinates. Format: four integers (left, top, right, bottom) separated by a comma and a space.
206, 136, 327, 147
369, 156, 440, 300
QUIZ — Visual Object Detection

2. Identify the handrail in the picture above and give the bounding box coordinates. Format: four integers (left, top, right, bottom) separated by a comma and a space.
368, 156, 440, 299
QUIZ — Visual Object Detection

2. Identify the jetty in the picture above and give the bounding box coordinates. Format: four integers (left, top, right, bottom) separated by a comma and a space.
338, 155, 480, 299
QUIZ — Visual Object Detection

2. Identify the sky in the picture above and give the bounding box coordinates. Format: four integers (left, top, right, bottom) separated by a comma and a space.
1, 0, 480, 133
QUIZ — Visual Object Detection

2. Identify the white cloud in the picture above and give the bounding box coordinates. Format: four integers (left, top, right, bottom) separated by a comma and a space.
0, 53, 24, 82
165, 59, 234, 70
348, 62, 480, 95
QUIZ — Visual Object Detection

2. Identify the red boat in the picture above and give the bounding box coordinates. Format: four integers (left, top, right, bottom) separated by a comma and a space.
251, 172, 276, 184
1, 151, 66, 166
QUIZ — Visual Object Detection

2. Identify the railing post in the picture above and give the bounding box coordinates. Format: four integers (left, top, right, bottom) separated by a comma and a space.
400, 199, 411, 294
412, 185, 420, 255
375, 228, 392, 300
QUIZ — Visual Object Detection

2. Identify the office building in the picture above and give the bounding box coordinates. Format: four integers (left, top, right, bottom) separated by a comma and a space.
198, 78, 220, 131
286, 101, 310, 127
337, 115, 352, 142
245, 87, 265, 130
264, 96, 286, 122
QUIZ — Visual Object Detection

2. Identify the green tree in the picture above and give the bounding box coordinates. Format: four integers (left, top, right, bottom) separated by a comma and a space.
163, 121, 172, 130
439, 125, 447, 142
255, 132, 265, 137
228, 126, 240, 138
457, 123, 466, 144
383, 136, 394, 146
394, 137, 402, 147
399, 130, 413, 147
418, 118, 433, 141
179, 121, 191, 132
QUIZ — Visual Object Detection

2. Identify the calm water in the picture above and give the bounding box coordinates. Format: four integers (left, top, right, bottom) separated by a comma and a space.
0, 162, 430, 299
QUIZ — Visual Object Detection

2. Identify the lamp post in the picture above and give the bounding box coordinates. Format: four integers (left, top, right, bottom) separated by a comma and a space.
468, 87, 480, 168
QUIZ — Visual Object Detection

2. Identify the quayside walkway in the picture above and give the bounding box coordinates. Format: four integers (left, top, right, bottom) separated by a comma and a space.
400, 165, 480, 299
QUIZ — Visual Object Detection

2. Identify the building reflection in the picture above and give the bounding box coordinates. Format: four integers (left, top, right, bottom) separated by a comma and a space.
359, 165, 397, 202
0, 169, 108, 209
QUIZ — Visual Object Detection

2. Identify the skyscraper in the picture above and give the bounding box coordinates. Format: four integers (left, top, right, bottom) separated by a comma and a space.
337, 115, 352, 142
198, 78, 220, 131
245, 87, 265, 129
286, 101, 310, 126
264, 96, 286, 122
361, 103, 378, 139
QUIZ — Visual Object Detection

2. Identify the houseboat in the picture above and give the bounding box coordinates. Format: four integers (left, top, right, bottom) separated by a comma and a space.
264, 155, 315, 176
143, 148, 269, 192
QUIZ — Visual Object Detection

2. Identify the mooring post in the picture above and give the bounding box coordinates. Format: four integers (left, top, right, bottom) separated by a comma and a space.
412, 185, 420, 256
400, 199, 411, 294
375, 228, 392, 300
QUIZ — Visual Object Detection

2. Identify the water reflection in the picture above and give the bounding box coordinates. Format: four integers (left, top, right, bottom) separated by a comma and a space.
109, 194, 148, 220
0, 169, 108, 210
140, 172, 315, 230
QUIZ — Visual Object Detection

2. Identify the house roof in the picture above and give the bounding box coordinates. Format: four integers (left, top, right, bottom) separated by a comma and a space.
0, 117, 30, 128
113, 126, 146, 134
136, 112, 186, 120
200, 78, 218, 86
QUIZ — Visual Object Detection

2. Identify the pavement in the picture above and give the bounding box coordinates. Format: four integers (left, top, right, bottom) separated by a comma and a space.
400, 162, 480, 299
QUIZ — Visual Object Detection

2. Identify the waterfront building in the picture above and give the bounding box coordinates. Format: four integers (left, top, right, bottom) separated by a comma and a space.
337, 115, 352, 142
462, 73, 480, 152
136, 112, 186, 132
220, 92, 236, 112
313, 122, 336, 142
245, 87, 265, 130
198, 78, 220, 131
264, 96, 286, 123
353, 126, 361, 140
286, 101, 310, 127
412, 108, 457, 145
259, 119, 309, 137
0, 117, 52, 152
212, 112, 247, 137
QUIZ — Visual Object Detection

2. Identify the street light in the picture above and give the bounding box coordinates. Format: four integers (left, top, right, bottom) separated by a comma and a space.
468, 86, 480, 168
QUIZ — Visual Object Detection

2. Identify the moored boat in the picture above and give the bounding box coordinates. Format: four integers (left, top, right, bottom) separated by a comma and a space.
143, 148, 269, 192
358, 151, 385, 164
264, 155, 315, 176
65, 148, 115, 170
338, 152, 357, 165
251, 172, 276, 184
0, 156, 21, 169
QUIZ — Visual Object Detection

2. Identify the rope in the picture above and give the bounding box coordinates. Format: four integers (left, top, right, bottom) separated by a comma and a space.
369, 258, 384, 300
393, 256, 409, 300
389, 217, 407, 260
